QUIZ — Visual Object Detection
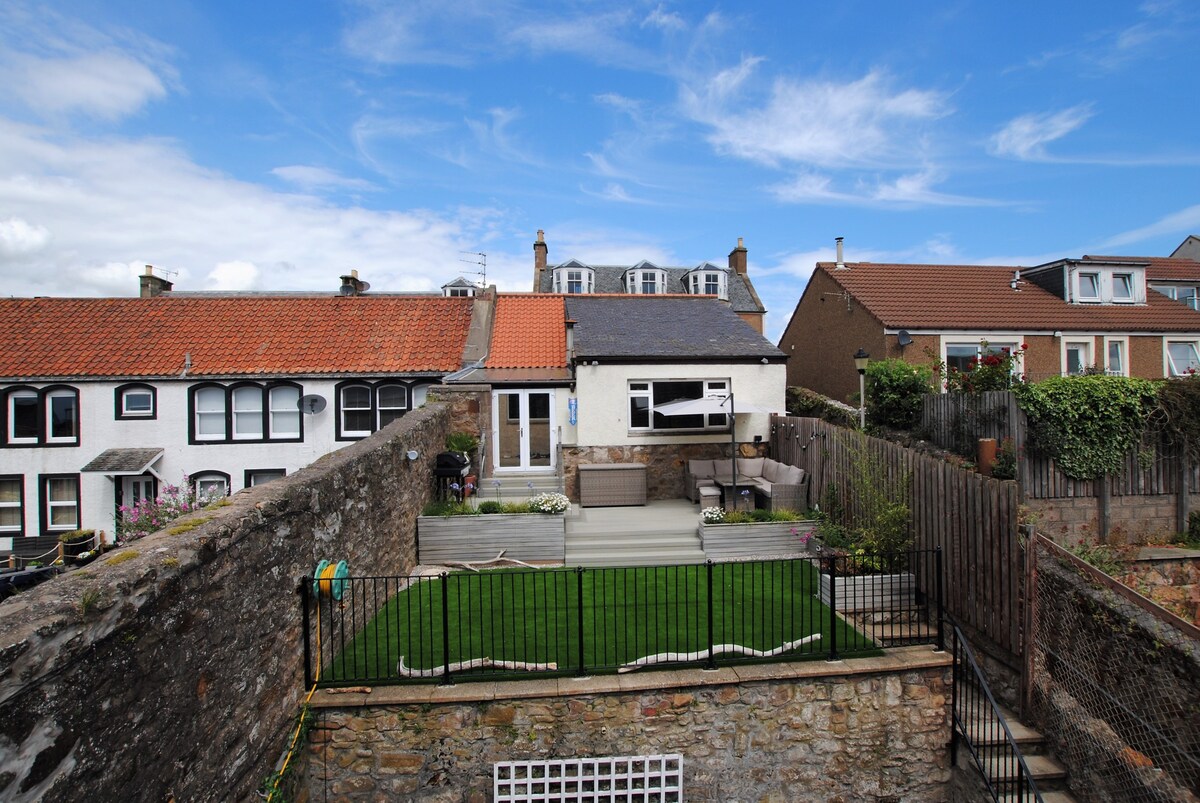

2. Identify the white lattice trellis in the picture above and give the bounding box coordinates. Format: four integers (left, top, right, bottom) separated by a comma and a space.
494, 754, 683, 802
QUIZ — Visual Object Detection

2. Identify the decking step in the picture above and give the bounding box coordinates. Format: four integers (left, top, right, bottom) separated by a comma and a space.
565, 551, 708, 567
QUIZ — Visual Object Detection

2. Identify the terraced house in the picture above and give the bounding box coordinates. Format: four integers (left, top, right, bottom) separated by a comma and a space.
0, 270, 480, 559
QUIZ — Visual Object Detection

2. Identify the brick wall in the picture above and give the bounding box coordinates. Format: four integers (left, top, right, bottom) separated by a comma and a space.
299, 648, 953, 801
0, 403, 458, 802
1025, 494, 1199, 544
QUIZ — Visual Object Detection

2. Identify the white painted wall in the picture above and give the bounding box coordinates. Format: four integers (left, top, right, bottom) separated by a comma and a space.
0, 378, 432, 550
569, 361, 785, 447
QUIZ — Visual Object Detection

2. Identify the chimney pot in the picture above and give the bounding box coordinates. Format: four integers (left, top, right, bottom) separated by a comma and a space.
835, 237, 845, 270
533, 229, 549, 289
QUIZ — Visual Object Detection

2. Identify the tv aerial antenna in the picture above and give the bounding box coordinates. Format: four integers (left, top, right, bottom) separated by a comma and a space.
459, 252, 486, 287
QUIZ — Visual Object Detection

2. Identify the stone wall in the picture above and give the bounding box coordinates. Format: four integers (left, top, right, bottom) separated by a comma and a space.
1025, 493, 1200, 544
0, 404, 457, 802
1117, 550, 1200, 626
1030, 538, 1200, 800
562, 443, 765, 502
299, 647, 953, 802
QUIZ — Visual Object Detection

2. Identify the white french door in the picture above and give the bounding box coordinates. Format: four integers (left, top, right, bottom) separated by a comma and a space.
121, 475, 155, 507
492, 389, 555, 472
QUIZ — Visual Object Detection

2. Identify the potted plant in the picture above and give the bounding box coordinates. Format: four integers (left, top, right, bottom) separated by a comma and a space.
59, 529, 96, 560
417, 492, 567, 564
699, 507, 818, 560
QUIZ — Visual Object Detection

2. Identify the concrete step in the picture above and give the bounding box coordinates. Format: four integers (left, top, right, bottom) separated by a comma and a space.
998, 792, 1077, 803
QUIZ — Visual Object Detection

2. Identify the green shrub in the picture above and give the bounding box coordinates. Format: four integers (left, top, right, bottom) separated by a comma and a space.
445, 432, 479, 455
476, 500, 504, 514
785, 386, 858, 428
59, 529, 96, 543
865, 359, 934, 430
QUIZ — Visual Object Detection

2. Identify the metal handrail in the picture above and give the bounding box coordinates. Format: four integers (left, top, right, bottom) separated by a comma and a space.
951, 622, 1043, 802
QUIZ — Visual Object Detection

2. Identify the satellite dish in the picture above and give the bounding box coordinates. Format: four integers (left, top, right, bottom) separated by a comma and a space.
358, 281, 370, 292
897, 330, 914, 347
298, 394, 327, 415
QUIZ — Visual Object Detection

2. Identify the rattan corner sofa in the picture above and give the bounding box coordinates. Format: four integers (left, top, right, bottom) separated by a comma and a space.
686, 457, 809, 512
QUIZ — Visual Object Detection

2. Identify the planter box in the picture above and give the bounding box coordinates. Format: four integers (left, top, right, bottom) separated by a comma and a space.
417, 514, 565, 564
819, 571, 915, 613
700, 520, 817, 560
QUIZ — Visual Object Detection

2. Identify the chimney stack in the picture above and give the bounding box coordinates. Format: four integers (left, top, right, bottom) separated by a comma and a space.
834, 237, 846, 270
139, 264, 173, 298
339, 269, 369, 296
728, 236, 748, 275
533, 229, 548, 289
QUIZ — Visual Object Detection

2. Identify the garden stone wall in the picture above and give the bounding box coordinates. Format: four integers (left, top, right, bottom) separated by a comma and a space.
1025, 494, 1200, 544
0, 403, 458, 802
299, 647, 953, 801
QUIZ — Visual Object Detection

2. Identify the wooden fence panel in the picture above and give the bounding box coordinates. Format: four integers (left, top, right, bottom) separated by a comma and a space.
771, 416, 1024, 660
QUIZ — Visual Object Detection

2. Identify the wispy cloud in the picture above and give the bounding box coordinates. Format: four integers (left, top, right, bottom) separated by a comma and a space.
0, 5, 177, 122
466, 107, 541, 166
1097, 204, 1200, 249
271, 165, 376, 192
579, 182, 657, 205
683, 66, 950, 170
770, 169, 1000, 208
990, 105, 1094, 160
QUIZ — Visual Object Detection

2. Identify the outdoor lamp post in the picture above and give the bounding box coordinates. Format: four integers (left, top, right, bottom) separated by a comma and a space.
853, 348, 870, 428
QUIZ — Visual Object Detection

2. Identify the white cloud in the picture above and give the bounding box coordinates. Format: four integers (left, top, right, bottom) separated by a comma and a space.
1098, 204, 1200, 249
0, 118, 533, 297
270, 165, 375, 192
683, 67, 949, 170
770, 169, 1000, 208
2, 51, 167, 121
989, 105, 1094, 160
209, 260, 261, 291
0, 216, 50, 258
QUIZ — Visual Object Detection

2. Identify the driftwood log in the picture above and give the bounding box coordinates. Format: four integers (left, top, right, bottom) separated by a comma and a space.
617, 634, 822, 673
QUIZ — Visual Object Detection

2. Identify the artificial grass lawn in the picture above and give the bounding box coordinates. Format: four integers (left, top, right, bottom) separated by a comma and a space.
322, 560, 879, 683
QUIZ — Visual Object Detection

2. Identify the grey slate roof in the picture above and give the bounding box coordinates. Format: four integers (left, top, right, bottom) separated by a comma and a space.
565, 297, 784, 361
537, 262, 764, 314
81, 448, 164, 474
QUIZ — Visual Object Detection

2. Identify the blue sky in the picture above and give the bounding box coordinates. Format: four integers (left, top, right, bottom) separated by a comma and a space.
1, 1, 1197, 341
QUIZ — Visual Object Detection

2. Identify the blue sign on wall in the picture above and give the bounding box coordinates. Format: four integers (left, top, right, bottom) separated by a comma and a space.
568, 397, 578, 426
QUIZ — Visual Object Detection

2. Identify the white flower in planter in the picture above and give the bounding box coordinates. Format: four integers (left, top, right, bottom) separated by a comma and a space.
528, 492, 570, 514
701, 506, 725, 524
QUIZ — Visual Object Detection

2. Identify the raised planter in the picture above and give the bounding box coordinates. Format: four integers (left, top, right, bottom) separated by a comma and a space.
819, 571, 915, 612
700, 519, 817, 560
417, 514, 566, 564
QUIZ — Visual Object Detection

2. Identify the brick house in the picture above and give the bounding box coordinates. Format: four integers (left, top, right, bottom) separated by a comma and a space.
777, 244, 1200, 403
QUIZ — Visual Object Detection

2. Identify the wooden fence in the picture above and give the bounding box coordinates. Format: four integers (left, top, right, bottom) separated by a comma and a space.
920, 391, 1199, 500
772, 416, 1024, 662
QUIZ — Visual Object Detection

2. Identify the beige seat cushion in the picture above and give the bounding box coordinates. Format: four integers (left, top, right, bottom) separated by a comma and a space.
737, 457, 765, 478
762, 459, 782, 483
781, 466, 805, 485
688, 459, 715, 478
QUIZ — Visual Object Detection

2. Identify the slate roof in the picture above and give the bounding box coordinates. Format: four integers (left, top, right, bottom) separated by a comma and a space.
485, 295, 567, 369
0, 296, 474, 379
536, 261, 764, 314
818, 262, 1200, 332
566, 296, 784, 360
81, 448, 163, 473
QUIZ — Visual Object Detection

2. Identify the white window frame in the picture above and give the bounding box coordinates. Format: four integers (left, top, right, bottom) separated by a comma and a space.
45, 389, 78, 444
1112, 273, 1134, 303
7, 389, 38, 445
121, 388, 154, 417
553, 267, 593, 294
626, 268, 666, 295
1103, 337, 1128, 377
45, 476, 78, 532
0, 476, 22, 534
195, 387, 227, 441
376, 384, 408, 430
340, 385, 373, 438
193, 473, 229, 499
268, 386, 301, 438
627, 378, 731, 433
1076, 272, 1100, 302
938, 336, 1024, 387
1165, 339, 1200, 376
1063, 339, 1094, 376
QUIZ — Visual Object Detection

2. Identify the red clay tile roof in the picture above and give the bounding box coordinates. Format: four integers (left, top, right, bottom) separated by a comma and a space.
819, 262, 1200, 332
0, 296, 473, 379
486, 294, 567, 368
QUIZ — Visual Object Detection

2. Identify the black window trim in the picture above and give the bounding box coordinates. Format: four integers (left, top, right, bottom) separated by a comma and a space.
39, 472, 80, 536
0, 473, 25, 538
245, 468, 287, 488
335, 379, 418, 441
114, 382, 158, 420
3, 384, 81, 449
191, 470, 232, 498
187, 381, 304, 445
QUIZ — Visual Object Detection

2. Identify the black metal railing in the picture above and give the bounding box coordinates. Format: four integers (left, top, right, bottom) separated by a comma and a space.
301, 549, 943, 687
950, 623, 1043, 802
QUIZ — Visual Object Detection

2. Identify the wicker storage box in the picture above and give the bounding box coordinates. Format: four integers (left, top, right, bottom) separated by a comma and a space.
578, 464, 647, 507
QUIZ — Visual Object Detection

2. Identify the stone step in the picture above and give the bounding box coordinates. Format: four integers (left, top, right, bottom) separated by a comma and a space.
979, 753, 1068, 792
997, 792, 1078, 803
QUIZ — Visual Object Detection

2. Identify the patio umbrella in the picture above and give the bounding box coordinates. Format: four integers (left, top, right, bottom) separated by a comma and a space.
654, 393, 783, 493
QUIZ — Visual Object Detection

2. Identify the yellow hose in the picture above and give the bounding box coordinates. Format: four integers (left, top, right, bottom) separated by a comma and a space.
316, 561, 339, 598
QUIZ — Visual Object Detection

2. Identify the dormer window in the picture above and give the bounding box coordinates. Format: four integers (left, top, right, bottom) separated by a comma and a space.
1077, 272, 1100, 301
1112, 273, 1133, 302
441, 278, 477, 297
625, 265, 666, 294
685, 265, 728, 300
553, 266, 594, 294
